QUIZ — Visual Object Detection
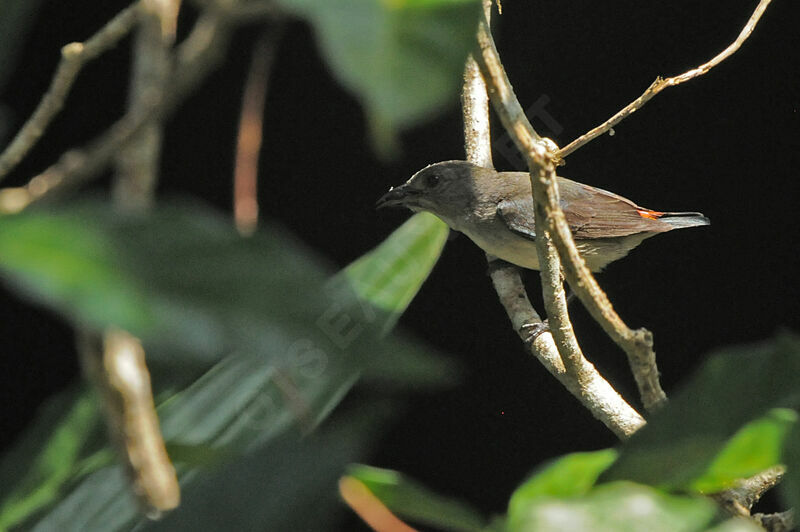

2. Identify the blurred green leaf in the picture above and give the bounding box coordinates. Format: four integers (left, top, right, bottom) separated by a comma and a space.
509, 482, 717, 532
275, 0, 482, 149
603, 335, 800, 489
343, 212, 447, 333
0, 387, 103, 530
690, 409, 796, 493
508, 449, 618, 523
0, 198, 453, 529
346, 464, 486, 531
137, 407, 387, 532
0, 201, 448, 371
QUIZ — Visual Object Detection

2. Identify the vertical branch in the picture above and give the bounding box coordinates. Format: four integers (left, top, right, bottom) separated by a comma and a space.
113, 0, 182, 209
94, 0, 183, 515
465, 1, 644, 438
473, 17, 584, 381
461, 0, 493, 170
78, 329, 180, 517
473, 13, 667, 413
233, 29, 282, 236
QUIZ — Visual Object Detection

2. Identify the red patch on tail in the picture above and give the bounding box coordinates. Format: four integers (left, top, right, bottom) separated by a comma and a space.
637, 209, 664, 220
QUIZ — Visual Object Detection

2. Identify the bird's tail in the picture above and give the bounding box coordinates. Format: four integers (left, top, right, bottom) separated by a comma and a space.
658, 211, 710, 229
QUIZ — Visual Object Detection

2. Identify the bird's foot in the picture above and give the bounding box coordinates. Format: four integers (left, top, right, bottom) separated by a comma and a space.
521, 319, 550, 345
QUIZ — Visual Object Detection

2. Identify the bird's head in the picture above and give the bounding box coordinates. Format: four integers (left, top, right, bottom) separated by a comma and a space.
376, 161, 481, 225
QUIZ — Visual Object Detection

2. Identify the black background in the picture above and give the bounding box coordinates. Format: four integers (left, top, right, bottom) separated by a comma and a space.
1, 0, 798, 527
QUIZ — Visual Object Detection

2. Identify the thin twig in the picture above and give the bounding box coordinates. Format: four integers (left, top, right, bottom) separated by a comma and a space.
465, 1, 644, 438
557, 0, 773, 160
474, 15, 668, 413
234, 29, 282, 235
0, 3, 143, 182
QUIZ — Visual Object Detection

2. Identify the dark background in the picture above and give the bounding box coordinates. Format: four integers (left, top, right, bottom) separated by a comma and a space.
1, 0, 798, 527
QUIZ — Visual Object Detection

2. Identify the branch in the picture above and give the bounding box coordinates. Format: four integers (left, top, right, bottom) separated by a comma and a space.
713, 467, 786, 518
93, 1, 185, 515
473, 9, 582, 378
77, 328, 180, 517
114, 0, 182, 210
0, 3, 142, 182
487, 262, 646, 438
464, 1, 644, 439
234, 29, 283, 235
0, 9, 234, 212
557, 0, 773, 160
474, 15, 667, 413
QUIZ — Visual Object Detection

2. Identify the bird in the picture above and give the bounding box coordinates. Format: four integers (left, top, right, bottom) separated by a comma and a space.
377, 160, 709, 272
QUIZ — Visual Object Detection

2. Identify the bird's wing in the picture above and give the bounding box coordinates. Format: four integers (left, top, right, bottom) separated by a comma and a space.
496, 198, 537, 240
496, 175, 669, 240
557, 177, 669, 238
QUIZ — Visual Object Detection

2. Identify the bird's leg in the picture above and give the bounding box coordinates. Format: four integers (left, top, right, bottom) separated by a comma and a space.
521, 319, 550, 345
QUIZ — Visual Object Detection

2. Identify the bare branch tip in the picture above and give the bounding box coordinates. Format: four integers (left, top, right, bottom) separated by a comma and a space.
61, 42, 85, 59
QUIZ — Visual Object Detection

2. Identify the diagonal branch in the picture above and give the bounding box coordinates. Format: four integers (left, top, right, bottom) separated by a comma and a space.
0, 9, 234, 213
557, 0, 773, 160
487, 262, 646, 439
0, 3, 143, 182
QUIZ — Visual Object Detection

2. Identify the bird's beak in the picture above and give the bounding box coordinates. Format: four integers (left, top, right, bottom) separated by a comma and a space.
376, 185, 419, 209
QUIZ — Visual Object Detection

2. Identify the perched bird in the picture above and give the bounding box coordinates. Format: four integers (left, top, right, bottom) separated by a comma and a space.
377, 161, 709, 272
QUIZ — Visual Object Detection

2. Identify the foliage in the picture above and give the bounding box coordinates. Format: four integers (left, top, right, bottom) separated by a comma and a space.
350, 336, 800, 531
0, 201, 450, 529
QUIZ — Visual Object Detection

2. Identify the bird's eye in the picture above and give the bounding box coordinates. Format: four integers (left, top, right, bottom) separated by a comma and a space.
424, 173, 441, 188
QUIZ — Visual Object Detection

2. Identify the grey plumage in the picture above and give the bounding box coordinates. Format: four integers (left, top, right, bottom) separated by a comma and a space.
377, 161, 709, 272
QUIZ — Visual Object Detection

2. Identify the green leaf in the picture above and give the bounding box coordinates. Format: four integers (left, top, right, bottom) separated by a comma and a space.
508, 449, 619, 523
690, 409, 796, 493
0, 201, 449, 372
604, 335, 800, 489
509, 482, 717, 532
342, 212, 447, 333
9, 344, 394, 530
0, 387, 103, 530
144, 408, 389, 532
275, 0, 482, 147
0, 199, 455, 529
346, 464, 486, 531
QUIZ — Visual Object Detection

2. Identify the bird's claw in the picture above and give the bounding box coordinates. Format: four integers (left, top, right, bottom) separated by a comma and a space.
521, 319, 550, 345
